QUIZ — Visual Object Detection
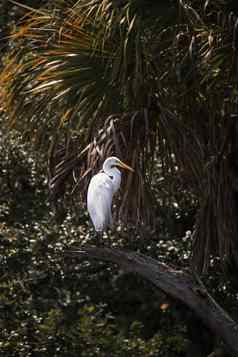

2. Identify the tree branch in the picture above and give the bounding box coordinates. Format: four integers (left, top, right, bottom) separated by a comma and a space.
67, 246, 238, 357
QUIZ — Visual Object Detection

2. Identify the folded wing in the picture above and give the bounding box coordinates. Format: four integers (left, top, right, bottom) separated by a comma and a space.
87, 173, 114, 232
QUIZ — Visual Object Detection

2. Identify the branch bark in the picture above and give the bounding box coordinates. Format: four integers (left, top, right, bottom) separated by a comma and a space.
67, 246, 238, 357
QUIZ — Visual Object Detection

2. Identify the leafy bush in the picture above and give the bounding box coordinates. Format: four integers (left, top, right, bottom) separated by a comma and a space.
0, 126, 191, 356
2, 120, 238, 356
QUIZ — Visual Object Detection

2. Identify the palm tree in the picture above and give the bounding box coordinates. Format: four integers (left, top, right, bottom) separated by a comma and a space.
1, 0, 238, 273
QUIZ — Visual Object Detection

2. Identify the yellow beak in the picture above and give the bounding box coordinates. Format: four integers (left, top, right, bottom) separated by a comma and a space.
117, 160, 134, 172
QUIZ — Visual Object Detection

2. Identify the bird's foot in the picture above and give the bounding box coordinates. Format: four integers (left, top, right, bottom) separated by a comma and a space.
89, 232, 106, 247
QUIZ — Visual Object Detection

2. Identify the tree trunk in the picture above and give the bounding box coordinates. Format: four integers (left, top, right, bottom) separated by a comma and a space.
67, 246, 238, 357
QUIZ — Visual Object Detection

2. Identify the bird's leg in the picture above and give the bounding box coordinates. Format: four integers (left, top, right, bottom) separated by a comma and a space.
89, 230, 105, 246
89, 230, 98, 245
97, 231, 105, 246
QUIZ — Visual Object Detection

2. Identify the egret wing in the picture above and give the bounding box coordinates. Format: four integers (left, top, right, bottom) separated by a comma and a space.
87, 173, 114, 232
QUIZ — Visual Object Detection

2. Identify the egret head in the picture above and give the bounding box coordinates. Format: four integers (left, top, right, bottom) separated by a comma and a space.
103, 156, 134, 173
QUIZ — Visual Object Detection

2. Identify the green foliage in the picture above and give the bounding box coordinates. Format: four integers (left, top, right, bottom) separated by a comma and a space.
1, 1, 238, 355
0, 126, 190, 356
2, 0, 238, 271
1, 121, 237, 356
0, 130, 47, 225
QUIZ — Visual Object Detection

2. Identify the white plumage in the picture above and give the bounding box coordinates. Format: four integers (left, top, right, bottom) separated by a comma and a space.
87, 156, 134, 232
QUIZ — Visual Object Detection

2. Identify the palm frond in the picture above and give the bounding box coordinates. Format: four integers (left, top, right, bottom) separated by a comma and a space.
2, 0, 238, 271
49, 109, 157, 226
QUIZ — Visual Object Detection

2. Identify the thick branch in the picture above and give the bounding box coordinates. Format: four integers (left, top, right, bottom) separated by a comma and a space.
67, 246, 238, 357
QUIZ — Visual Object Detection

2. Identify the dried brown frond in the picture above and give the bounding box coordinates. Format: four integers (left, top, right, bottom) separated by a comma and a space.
49, 109, 157, 227
3, 0, 238, 272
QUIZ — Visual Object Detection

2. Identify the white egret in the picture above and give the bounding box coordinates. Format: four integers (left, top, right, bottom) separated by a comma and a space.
87, 156, 134, 232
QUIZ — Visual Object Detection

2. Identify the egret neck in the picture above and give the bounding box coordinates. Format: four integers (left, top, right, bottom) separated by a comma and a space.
102, 161, 121, 193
